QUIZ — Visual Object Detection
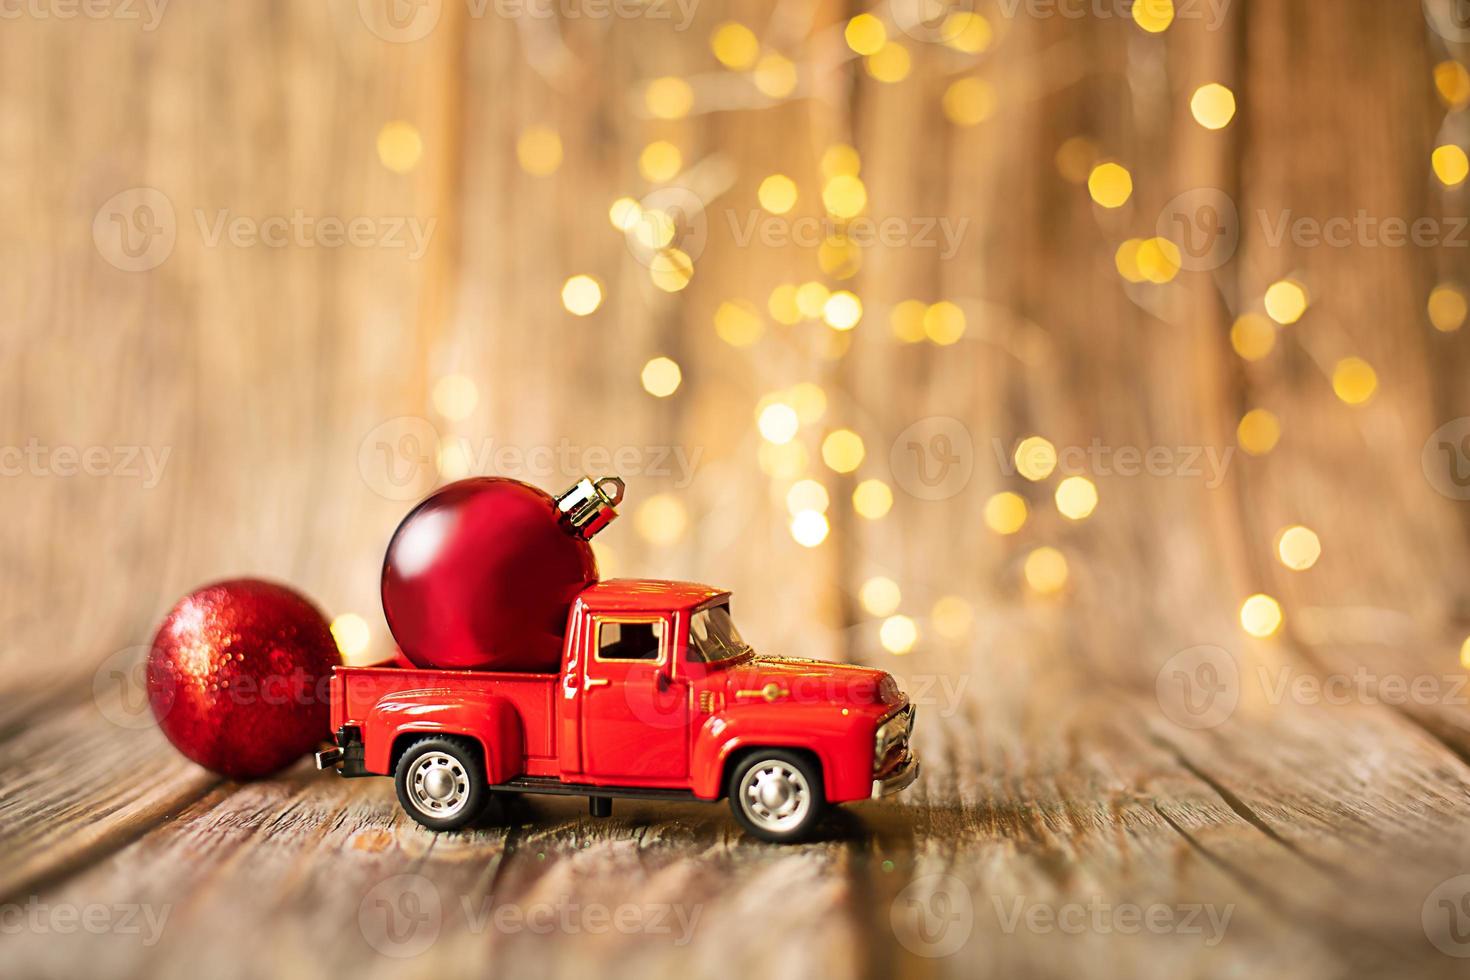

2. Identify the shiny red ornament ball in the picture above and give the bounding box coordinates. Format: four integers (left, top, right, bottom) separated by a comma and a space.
148, 579, 341, 780
381, 476, 621, 672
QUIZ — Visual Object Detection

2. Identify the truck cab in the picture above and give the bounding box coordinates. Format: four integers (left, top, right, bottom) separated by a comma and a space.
319, 579, 920, 842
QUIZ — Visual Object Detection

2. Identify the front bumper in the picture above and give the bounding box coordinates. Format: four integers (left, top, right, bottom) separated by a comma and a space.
872, 751, 920, 798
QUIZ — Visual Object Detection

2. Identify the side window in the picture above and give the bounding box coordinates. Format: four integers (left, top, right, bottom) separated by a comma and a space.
597, 620, 663, 661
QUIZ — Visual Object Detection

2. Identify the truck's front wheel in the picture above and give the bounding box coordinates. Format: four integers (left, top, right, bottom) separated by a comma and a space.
394, 736, 488, 832
728, 749, 826, 843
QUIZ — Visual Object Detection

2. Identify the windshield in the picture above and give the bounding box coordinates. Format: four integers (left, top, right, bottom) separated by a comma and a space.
687, 604, 751, 664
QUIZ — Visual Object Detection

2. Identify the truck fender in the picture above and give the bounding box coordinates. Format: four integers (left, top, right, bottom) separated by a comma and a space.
690, 717, 867, 803
364, 690, 524, 783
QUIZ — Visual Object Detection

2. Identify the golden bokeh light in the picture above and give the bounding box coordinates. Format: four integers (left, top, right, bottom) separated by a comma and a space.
1136, 237, 1181, 284
609, 196, 642, 231
561, 275, 603, 316
640, 356, 682, 397
649, 248, 694, 292
1461, 636, 1470, 671
931, 596, 974, 640
1114, 239, 1145, 283
1433, 144, 1470, 187
853, 479, 894, 519
432, 374, 478, 421
639, 140, 683, 182
754, 53, 798, 98
1024, 547, 1069, 596
823, 290, 863, 330
1055, 476, 1098, 521
860, 576, 902, 617
942, 12, 992, 53
1132, 0, 1174, 32
757, 402, 800, 444
1230, 313, 1277, 361
822, 174, 868, 218
818, 236, 862, 279
1088, 162, 1133, 208
758, 173, 798, 214
796, 281, 831, 318
516, 126, 563, 176
786, 478, 829, 515
1240, 593, 1283, 638
330, 613, 371, 660
821, 144, 862, 179
822, 429, 866, 473
711, 22, 759, 70
787, 382, 828, 423
1237, 408, 1281, 456
645, 76, 694, 120
789, 509, 830, 547
866, 44, 911, 84
1435, 61, 1470, 109
1264, 279, 1309, 324
891, 300, 928, 342
1014, 436, 1058, 481
879, 615, 918, 654
1276, 525, 1322, 571
943, 78, 995, 127
769, 284, 802, 324
984, 492, 1028, 535
1429, 284, 1467, 332
845, 13, 887, 55
923, 301, 967, 344
1331, 357, 1378, 405
376, 121, 423, 174
636, 493, 687, 546
714, 300, 764, 347
1189, 83, 1237, 130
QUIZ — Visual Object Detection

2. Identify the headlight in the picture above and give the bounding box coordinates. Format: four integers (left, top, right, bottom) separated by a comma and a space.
874, 704, 915, 770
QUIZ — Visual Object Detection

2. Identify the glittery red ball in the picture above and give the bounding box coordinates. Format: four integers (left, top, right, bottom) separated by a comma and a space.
381, 478, 599, 672
148, 579, 341, 780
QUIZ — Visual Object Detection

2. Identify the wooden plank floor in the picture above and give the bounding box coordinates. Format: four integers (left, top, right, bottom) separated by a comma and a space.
6, 628, 1470, 980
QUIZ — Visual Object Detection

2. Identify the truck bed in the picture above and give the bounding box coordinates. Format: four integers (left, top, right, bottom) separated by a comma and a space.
331, 662, 559, 773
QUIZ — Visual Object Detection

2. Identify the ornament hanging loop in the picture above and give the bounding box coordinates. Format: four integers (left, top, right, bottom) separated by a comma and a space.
555, 475, 626, 539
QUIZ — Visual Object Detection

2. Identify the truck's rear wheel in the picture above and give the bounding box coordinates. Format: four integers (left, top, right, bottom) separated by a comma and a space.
728, 749, 825, 843
395, 736, 487, 832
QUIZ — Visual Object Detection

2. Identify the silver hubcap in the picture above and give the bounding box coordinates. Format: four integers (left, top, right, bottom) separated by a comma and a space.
739, 760, 811, 833
406, 751, 470, 819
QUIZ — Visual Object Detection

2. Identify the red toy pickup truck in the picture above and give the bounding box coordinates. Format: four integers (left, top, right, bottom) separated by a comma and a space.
316, 579, 919, 842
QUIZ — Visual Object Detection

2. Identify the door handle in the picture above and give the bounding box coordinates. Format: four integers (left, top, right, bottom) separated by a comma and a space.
584, 678, 610, 688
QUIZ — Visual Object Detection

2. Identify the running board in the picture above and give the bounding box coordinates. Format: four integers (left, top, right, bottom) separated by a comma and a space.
490, 777, 704, 803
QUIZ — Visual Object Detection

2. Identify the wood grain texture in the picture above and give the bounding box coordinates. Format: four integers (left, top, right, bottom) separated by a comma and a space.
4, 0, 1470, 978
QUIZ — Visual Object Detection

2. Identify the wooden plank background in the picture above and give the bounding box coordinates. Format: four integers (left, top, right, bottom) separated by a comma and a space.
4, 0, 1470, 977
